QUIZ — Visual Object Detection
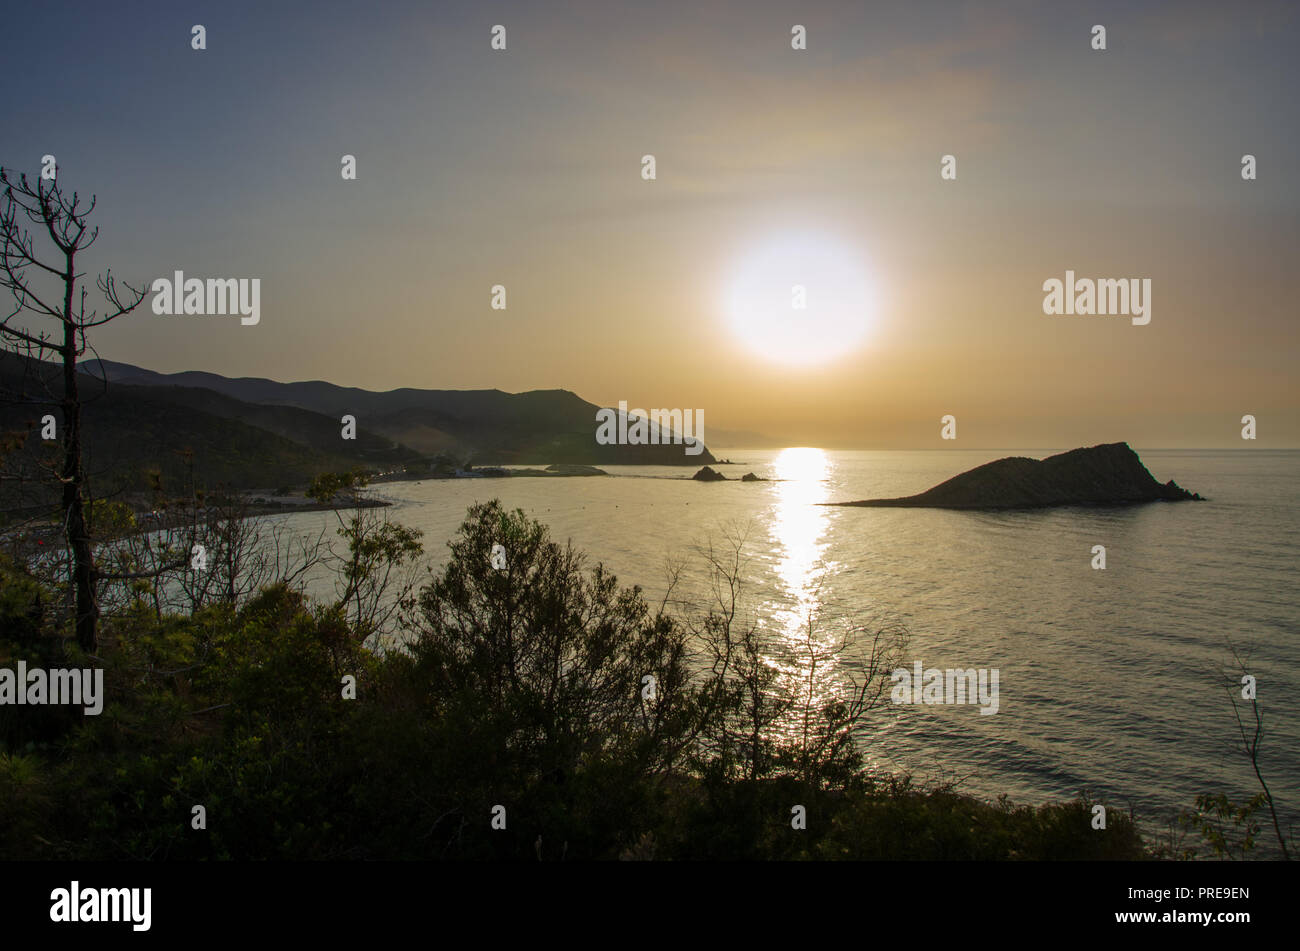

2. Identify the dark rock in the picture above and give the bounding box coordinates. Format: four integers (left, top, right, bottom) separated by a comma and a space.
740, 472, 765, 482
692, 466, 727, 482
830, 442, 1203, 510
544, 464, 607, 476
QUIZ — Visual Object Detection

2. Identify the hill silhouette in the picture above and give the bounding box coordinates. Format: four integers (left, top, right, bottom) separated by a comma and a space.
1, 353, 410, 502
831, 443, 1202, 509
82, 359, 714, 466
1, 354, 715, 510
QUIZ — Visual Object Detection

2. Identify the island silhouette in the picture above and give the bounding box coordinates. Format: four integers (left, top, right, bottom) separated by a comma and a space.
829, 443, 1203, 510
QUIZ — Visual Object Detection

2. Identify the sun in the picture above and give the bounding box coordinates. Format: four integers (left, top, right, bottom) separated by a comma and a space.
722, 231, 877, 366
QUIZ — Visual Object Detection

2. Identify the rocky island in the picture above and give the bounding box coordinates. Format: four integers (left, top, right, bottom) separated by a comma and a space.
829, 442, 1203, 510
692, 467, 766, 482
692, 466, 728, 482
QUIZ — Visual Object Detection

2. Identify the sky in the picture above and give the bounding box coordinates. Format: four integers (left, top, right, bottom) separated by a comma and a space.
4, 0, 1297, 447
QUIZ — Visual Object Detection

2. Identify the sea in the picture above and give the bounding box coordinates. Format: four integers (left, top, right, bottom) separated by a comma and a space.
271, 447, 1300, 853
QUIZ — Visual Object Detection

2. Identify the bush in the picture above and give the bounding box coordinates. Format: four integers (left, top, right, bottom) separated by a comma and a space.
0, 500, 1161, 861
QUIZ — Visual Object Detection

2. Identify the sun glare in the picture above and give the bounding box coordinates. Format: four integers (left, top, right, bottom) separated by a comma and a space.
769, 448, 831, 624
723, 232, 877, 366
765, 447, 841, 734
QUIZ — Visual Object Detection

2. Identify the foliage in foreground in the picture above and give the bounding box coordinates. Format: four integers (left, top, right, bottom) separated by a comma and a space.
1, 501, 1154, 860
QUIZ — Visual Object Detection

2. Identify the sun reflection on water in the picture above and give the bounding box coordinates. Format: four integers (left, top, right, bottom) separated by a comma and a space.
765, 448, 843, 736
769, 447, 832, 636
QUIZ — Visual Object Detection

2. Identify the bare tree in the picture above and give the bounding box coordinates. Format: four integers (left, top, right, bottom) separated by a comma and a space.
1180, 649, 1295, 860
1225, 651, 1291, 860
95, 483, 327, 620
0, 164, 148, 650
308, 469, 424, 645
681, 525, 788, 781
681, 524, 907, 788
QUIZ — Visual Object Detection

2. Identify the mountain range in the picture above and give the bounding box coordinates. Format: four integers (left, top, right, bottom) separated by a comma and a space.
0, 355, 717, 504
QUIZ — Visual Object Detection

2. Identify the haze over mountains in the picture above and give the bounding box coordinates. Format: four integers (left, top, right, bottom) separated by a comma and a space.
82, 357, 723, 463
1, 354, 720, 502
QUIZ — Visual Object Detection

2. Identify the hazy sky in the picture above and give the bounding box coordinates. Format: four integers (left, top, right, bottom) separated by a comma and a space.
5, 0, 1297, 447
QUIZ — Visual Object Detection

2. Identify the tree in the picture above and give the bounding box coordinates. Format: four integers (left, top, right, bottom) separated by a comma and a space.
410, 500, 702, 855
1179, 650, 1294, 860
0, 163, 149, 650
308, 469, 424, 645
1219, 651, 1291, 860
683, 526, 907, 788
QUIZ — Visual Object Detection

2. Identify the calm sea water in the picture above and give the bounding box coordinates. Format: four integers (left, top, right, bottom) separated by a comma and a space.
277, 448, 1300, 850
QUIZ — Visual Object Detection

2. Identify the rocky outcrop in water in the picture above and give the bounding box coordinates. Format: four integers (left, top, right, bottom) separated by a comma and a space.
544, 464, 607, 476
831, 442, 1203, 510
